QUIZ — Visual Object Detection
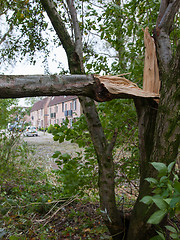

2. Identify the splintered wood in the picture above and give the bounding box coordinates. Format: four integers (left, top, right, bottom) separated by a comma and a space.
95, 75, 159, 99
95, 28, 160, 100
143, 27, 160, 94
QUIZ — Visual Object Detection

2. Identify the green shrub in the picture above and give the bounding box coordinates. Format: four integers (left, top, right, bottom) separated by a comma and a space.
47, 124, 55, 133
140, 161, 180, 240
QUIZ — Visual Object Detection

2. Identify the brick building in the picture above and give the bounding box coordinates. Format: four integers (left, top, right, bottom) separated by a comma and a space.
30, 96, 81, 128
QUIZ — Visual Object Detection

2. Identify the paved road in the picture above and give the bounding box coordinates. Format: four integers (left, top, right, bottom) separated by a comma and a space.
23, 131, 81, 170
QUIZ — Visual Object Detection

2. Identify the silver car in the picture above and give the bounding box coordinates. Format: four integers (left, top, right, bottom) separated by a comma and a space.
24, 126, 38, 137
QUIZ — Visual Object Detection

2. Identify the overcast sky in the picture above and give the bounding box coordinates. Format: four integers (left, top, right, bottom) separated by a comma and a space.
2, 46, 68, 107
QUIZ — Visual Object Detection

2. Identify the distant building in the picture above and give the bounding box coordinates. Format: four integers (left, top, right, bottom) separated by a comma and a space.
30, 96, 82, 128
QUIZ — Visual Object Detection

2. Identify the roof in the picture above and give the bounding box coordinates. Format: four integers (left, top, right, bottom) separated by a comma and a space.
30, 97, 49, 112
48, 96, 77, 107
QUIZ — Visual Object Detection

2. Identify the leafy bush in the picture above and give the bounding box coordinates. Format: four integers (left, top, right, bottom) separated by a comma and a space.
0, 131, 23, 168
140, 161, 180, 240
52, 118, 98, 197
47, 124, 55, 133
52, 100, 139, 197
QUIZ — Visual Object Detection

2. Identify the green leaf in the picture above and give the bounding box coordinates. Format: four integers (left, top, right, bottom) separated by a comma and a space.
61, 153, 71, 160
165, 225, 178, 233
159, 176, 168, 183
53, 135, 60, 141
163, 198, 172, 205
145, 178, 158, 184
52, 151, 61, 158
170, 233, 180, 239
151, 162, 167, 174
140, 196, 153, 205
167, 183, 173, 192
174, 181, 180, 193
156, 231, 166, 240
152, 197, 168, 210
147, 209, 167, 224
170, 196, 180, 208
150, 235, 164, 240
167, 161, 175, 173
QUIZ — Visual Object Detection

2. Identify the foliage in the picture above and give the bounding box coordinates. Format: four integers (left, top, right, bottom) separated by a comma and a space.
51, 100, 139, 197
140, 161, 180, 239
0, 130, 61, 239
47, 124, 55, 133
24, 96, 45, 107
0, 130, 110, 239
0, 0, 49, 65
0, 99, 19, 129
0, 131, 22, 167
51, 118, 98, 197
81, 0, 160, 82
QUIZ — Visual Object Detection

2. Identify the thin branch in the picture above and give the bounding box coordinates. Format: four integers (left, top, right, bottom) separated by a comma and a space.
107, 128, 118, 155
156, 0, 169, 26
0, 25, 13, 45
66, 0, 84, 70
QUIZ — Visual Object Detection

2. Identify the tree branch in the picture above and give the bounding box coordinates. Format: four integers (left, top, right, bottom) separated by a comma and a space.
107, 128, 118, 156
154, 0, 180, 72
0, 25, 13, 45
156, 0, 169, 27
66, 0, 84, 71
0, 74, 160, 100
157, 0, 180, 34
40, 0, 77, 69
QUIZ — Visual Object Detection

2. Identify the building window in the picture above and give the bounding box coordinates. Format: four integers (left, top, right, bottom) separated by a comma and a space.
62, 102, 64, 112
73, 100, 77, 110
49, 107, 52, 114
50, 113, 56, 118
56, 105, 58, 113
70, 102, 73, 110
65, 104, 67, 111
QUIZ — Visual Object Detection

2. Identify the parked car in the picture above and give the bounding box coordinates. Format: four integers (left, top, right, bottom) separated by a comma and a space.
24, 126, 38, 137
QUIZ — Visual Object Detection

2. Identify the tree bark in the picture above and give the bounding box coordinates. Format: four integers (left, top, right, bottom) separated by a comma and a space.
0, 74, 159, 100
127, 1, 180, 239
0, 74, 97, 99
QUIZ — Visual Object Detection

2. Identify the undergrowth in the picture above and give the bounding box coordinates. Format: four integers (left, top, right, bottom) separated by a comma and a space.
0, 131, 111, 239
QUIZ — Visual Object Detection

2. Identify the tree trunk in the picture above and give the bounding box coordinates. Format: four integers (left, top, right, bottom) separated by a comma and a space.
40, 0, 126, 237
127, 0, 180, 238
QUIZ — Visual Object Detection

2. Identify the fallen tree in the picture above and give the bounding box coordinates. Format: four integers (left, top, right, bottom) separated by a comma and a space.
0, 74, 159, 100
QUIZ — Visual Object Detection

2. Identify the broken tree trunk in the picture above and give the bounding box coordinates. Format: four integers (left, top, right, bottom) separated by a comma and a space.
0, 74, 159, 101
143, 27, 161, 94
